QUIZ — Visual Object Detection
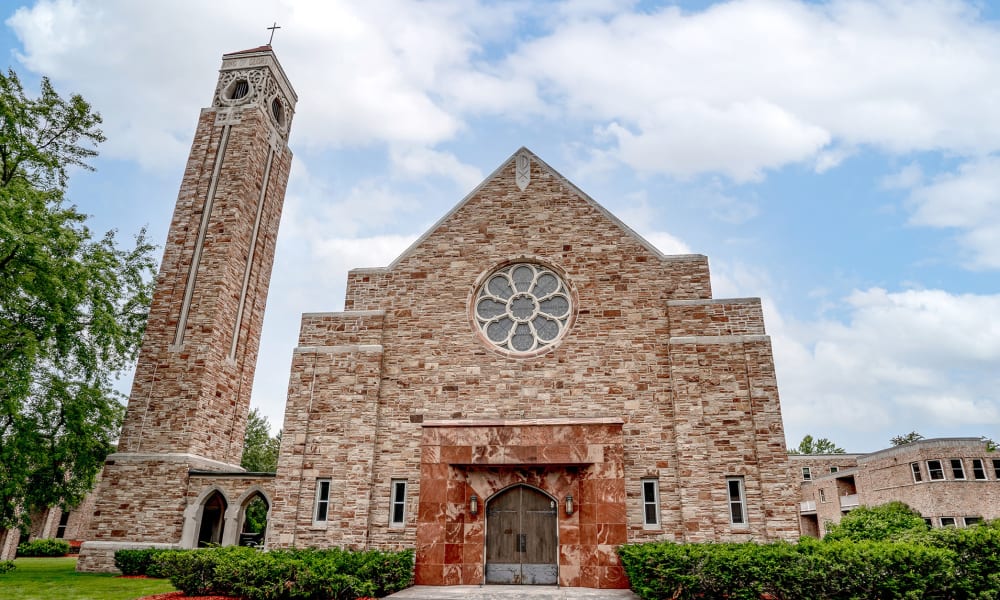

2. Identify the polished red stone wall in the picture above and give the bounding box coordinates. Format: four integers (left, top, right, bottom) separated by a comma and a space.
415, 419, 628, 589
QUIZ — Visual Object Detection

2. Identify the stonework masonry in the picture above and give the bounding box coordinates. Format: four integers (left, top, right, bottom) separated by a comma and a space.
77, 46, 296, 571
266, 149, 800, 588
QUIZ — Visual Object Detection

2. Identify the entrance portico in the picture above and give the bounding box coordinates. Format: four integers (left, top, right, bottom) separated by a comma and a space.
415, 418, 628, 589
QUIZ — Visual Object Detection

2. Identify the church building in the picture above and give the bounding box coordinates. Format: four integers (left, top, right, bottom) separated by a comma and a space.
77, 47, 799, 590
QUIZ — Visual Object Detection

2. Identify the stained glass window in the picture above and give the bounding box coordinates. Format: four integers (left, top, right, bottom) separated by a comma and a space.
474, 263, 572, 354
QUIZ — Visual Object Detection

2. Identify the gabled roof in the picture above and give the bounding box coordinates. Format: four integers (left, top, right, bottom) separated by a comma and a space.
224, 45, 273, 56
384, 147, 704, 270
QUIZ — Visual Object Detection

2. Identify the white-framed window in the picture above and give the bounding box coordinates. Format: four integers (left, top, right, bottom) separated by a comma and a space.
830, 466, 839, 473
726, 477, 747, 527
314, 479, 331, 524
819, 489, 827, 503
911, 462, 923, 483
963, 516, 982, 526
950, 459, 965, 480
641, 478, 660, 528
971, 459, 987, 480
939, 516, 957, 527
927, 460, 945, 480
389, 479, 407, 527
801, 467, 812, 481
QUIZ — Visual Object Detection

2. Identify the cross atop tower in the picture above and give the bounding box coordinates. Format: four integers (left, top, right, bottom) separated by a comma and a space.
267, 22, 281, 45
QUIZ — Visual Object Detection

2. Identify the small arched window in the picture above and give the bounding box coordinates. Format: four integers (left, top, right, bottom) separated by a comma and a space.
271, 98, 284, 126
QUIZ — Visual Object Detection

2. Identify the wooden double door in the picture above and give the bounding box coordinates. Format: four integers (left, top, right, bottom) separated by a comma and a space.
485, 485, 558, 585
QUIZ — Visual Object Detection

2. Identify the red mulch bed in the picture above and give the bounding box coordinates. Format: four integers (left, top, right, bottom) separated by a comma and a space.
136, 593, 235, 600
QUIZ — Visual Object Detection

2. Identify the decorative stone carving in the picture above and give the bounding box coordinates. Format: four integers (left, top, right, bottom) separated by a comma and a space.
515, 150, 531, 191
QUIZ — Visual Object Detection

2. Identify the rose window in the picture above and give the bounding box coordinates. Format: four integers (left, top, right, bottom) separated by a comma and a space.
474, 264, 572, 353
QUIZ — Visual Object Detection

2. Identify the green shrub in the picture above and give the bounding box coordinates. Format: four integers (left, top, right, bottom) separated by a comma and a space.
154, 546, 414, 600
619, 537, 957, 600
16, 538, 71, 557
113, 548, 173, 576
0, 560, 15, 575
923, 519, 1000, 599
823, 501, 928, 542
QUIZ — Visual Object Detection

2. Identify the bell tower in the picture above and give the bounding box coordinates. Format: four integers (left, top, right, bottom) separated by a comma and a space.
78, 46, 296, 570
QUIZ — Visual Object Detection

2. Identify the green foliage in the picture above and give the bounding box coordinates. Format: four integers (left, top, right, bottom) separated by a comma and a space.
112, 548, 171, 576
15, 538, 70, 557
155, 546, 414, 600
0, 560, 14, 575
242, 408, 281, 473
921, 520, 1000, 599
890, 431, 924, 446
823, 501, 928, 542
788, 434, 845, 454
0, 556, 174, 599
619, 538, 956, 600
0, 68, 157, 531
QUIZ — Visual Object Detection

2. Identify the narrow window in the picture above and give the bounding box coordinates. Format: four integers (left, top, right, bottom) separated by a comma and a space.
830, 466, 839, 473
939, 516, 957, 527
910, 462, 923, 483
950, 459, 965, 480
801, 467, 811, 481
927, 460, 945, 480
994, 459, 1000, 479
726, 477, 747, 526
963, 516, 982, 526
642, 478, 660, 528
819, 489, 826, 503
390, 479, 407, 527
314, 479, 331, 523
971, 459, 987, 480
55, 511, 70, 539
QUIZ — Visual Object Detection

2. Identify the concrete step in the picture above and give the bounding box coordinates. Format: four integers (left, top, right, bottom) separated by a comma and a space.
385, 585, 640, 599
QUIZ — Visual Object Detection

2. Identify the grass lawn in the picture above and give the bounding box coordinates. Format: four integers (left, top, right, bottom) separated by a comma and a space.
0, 557, 176, 600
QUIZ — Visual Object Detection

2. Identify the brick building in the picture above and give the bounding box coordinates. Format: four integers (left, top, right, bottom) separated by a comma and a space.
794, 438, 1000, 537
68, 47, 801, 587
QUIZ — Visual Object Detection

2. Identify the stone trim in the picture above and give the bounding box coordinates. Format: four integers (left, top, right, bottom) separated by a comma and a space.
301, 310, 387, 318
666, 297, 761, 306
858, 437, 989, 463
293, 344, 383, 354
668, 334, 771, 344
189, 470, 276, 478
423, 417, 625, 427
105, 452, 242, 471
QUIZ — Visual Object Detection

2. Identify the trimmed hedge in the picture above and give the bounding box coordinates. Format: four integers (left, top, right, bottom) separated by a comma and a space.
153, 546, 414, 600
0, 560, 14, 575
619, 520, 1000, 600
114, 548, 173, 577
16, 538, 71, 557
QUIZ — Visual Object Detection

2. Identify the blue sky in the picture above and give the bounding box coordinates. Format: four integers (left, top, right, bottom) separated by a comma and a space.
3, 0, 999, 452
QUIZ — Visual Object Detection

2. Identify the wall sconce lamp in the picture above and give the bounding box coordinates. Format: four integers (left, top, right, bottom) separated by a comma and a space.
565, 495, 574, 516
470, 495, 478, 516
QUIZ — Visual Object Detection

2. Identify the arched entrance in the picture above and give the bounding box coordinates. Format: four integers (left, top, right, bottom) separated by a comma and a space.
485, 485, 558, 585
197, 491, 227, 547
238, 492, 269, 547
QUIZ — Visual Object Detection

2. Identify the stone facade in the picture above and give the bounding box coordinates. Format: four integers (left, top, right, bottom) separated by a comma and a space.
76, 46, 296, 571
796, 438, 1000, 537
266, 148, 800, 588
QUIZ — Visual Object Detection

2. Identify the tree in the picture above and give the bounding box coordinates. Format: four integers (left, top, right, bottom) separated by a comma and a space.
788, 434, 845, 455
823, 501, 928, 542
0, 69, 156, 539
241, 408, 281, 473
890, 431, 924, 446
241, 408, 281, 537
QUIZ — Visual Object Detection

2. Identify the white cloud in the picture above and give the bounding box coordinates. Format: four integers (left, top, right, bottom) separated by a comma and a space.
12, 0, 1000, 182
773, 287, 1000, 449
507, 0, 1000, 178
907, 156, 1000, 269
389, 145, 483, 192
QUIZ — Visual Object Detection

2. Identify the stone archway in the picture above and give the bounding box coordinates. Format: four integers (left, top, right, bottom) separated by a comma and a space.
485, 484, 558, 585
236, 490, 269, 547
197, 491, 227, 547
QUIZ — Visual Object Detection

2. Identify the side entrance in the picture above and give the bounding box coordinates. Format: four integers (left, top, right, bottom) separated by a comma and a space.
485, 485, 557, 585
